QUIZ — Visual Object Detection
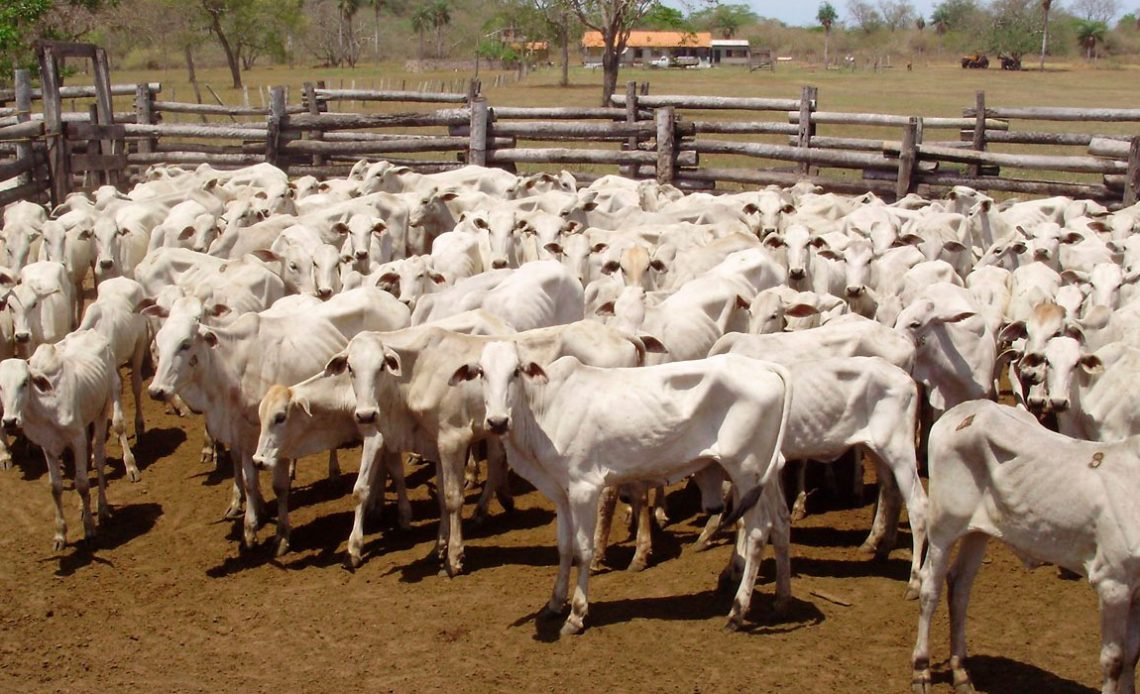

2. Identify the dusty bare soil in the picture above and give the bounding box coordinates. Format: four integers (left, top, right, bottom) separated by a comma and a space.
0, 392, 1103, 693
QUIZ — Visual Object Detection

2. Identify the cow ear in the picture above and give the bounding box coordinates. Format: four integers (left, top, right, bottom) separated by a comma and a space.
251, 249, 281, 263
117, 226, 132, 236
31, 373, 52, 393
1009, 240, 1028, 254
382, 348, 402, 376
942, 240, 968, 253
377, 272, 400, 287
428, 271, 447, 285
600, 260, 620, 275
140, 304, 169, 319
448, 363, 481, 385
1060, 231, 1084, 244
199, 328, 219, 347
590, 242, 608, 254
178, 226, 196, 240
785, 302, 819, 318
332, 222, 349, 236
997, 320, 1027, 343
324, 353, 348, 376
1087, 220, 1110, 234
520, 362, 548, 383
0, 269, 16, 286
734, 294, 751, 310
372, 221, 386, 234
77, 228, 94, 240
762, 234, 784, 249
292, 395, 312, 417
1079, 354, 1104, 375
782, 203, 796, 214
648, 258, 667, 273
562, 221, 582, 234
639, 335, 668, 354
206, 303, 231, 319
942, 309, 976, 323
816, 248, 842, 261
595, 301, 615, 317
542, 242, 563, 256
1064, 322, 1086, 343
1060, 269, 1089, 285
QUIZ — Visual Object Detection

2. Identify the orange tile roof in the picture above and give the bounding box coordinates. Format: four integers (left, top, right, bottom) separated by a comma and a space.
581, 31, 711, 49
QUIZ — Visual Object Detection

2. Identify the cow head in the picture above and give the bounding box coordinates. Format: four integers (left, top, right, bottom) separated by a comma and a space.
449, 340, 546, 436
0, 358, 37, 432
146, 296, 213, 402
252, 384, 311, 470
1033, 335, 1104, 413
325, 334, 402, 428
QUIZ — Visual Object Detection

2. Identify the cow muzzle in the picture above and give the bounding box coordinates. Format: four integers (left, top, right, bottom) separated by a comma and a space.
98, 258, 114, 270
846, 285, 865, 298
788, 268, 806, 281
491, 259, 508, 270
1048, 397, 1070, 413
355, 250, 369, 260
148, 384, 170, 401
485, 416, 510, 435
316, 288, 333, 300
1, 417, 18, 433
354, 408, 378, 425
13, 332, 29, 344
251, 454, 273, 471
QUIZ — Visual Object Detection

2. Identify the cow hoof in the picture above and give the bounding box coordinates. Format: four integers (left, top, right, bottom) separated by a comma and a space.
857, 540, 877, 554
397, 516, 412, 531
654, 507, 669, 526
52, 538, 66, 552
0, 456, 12, 471
559, 618, 584, 636
469, 512, 486, 529
627, 557, 648, 573
127, 468, 142, 484
723, 616, 744, 632
904, 582, 920, 601
98, 507, 113, 525
347, 552, 363, 570
275, 537, 290, 557
589, 560, 607, 575
499, 496, 516, 514
911, 680, 932, 694
954, 684, 976, 694
223, 505, 243, 520
539, 604, 565, 621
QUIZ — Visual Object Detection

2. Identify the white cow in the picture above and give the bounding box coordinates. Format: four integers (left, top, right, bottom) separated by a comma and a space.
78, 277, 150, 438
2, 200, 47, 270
4, 261, 76, 356
449, 342, 792, 634
912, 399, 1140, 694
0, 330, 139, 550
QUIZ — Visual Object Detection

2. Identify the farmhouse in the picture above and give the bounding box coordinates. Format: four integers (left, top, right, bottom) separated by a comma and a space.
581, 30, 712, 66
711, 38, 752, 65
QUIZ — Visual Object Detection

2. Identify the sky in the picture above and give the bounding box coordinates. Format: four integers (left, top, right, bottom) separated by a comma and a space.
725, 1, 1130, 27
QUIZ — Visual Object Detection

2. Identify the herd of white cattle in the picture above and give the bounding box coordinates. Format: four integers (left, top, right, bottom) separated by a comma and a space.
3, 159, 1140, 691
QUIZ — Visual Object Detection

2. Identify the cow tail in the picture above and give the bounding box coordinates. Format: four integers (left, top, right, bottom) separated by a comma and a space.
716, 362, 793, 532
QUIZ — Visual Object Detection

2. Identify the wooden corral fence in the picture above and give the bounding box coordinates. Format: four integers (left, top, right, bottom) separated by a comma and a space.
2, 43, 1139, 208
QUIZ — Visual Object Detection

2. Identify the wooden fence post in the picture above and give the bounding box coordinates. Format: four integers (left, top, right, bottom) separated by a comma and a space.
656, 106, 676, 185
303, 82, 325, 167
38, 44, 70, 205
14, 69, 33, 188
896, 116, 920, 200
1125, 136, 1140, 206
466, 78, 480, 104
970, 90, 986, 176
265, 86, 285, 169
135, 82, 156, 154
797, 85, 817, 176
622, 81, 639, 177
468, 96, 489, 167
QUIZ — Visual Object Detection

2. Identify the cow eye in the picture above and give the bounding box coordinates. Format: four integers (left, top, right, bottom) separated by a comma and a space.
179, 341, 191, 352
273, 412, 286, 425
512, 368, 521, 379
289, 262, 299, 271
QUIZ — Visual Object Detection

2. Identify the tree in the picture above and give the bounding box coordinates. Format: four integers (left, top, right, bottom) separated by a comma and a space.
640, 3, 687, 29
410, 4, 431, 59
817, 2, 838, 66
878, 0, 915, 31
1071, 0, 1121, 23
929, 0, 981, 33
1039, 0, 1051, 69
429, 0, 451, 58
1075, 17, 1108, 57
847, 0, 883, 32
0, 0, 115, 81
692, 3, 758, 38
987, 0, 1041, 61
566, 0, 659, 107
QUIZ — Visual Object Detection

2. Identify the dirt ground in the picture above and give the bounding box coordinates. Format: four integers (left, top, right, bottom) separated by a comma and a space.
0, 391, 1104, 693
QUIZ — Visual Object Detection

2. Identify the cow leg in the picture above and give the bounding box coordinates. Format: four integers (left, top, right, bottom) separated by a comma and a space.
110, 384, 139, 482
327, 449, 341, 482
861, 458, 901, 559
471, 445, 496, 523
1121, 599, 1140, 693
488, 439, 514, 513
896, 463, 928, 601
561, 483, 602, 636
652, 485, 668, 526
348, 434, 385, 568
70, 434, 97, 545
946, 533, 989, 694
790, 460, 808, 521
130, 341, 146, 438
851, 448, 866, 503
288, 459, 297, 481
725, 499, 776, 631
384, 449, 411, 530
1096, 579, 1132, 694
912, 539, 955, 694
591, 485, 618, 573
0, 429, 11, 470
628, 487, 653, 572
240, 452, 265, 550
437, 438, 468, 577
272, 458, 292, 556
767, 482, 793, 614
45, 450, 68, 551
92, 405, 111, 523
693, 466, 729, 551
222, 442, 243, 519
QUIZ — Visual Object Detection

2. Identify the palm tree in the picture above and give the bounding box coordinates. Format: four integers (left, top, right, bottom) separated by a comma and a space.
1039, 0, 1051, 70
1076, 19, 1107, 60
817, 2, 838, 68
430, 0, 450, 59
410, 5, 431, 60
915, 16, 925, 31
930, 7, 949, 35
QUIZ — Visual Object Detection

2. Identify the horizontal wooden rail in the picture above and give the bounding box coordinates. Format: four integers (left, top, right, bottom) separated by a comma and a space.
0, 82, 160, 103
611, 94, 803, 111
286, 110, 470, 130
887, 142, 1128, 174
490, 106, 640, 120
487, 147, 697, 167
965, 106, 1140, 122
693, 139, 898, 170
313, 88, 468, 103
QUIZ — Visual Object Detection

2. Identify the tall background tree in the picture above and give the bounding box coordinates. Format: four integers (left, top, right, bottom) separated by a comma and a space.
817, 2, 838, 66
566, 0, 657, 106
1039, 0, 1052, 69
0, 0, 117, 83
1075, 17, 1107, 56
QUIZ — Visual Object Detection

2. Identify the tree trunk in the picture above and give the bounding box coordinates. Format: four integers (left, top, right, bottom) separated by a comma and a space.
600, 36, 621, 107
559, 19, 569, 87
1039, 10, 1049, 70
824, 29, 830, 68
374, 3, 382, 62
207, 9, 243, 88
